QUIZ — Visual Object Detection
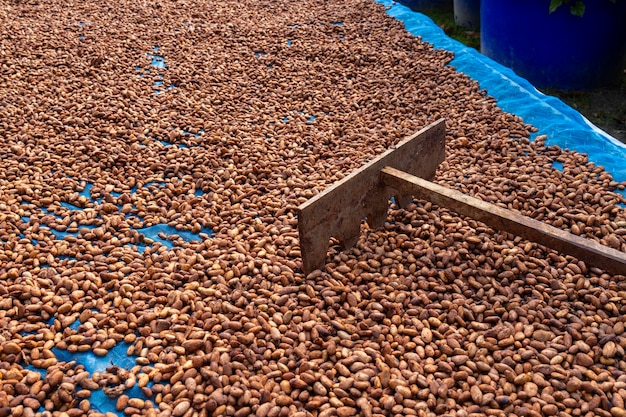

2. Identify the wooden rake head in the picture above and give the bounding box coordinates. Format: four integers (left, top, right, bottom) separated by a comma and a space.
297, 118, 626, 276
296, 119, 446, 274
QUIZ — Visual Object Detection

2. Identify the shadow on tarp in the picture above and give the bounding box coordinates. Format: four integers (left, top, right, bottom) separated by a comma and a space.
378, 0, 626, 183
22, 316, 153, 417
24, 343, 151, 417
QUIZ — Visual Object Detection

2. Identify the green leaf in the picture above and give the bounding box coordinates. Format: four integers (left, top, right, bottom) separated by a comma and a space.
570, 1, 585, 16
549, 0, 563, 13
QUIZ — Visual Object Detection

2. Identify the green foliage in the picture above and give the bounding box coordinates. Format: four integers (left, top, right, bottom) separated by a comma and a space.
570, 1, 585, 16
549, 0, 586, 16
549, 0, 622, 16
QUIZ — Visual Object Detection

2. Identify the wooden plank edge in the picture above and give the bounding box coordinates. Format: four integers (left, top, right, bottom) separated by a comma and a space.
297, 118, 445, 213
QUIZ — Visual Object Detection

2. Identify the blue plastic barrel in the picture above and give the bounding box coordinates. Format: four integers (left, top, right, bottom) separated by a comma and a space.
481, 0, 626, 90
454, 0, 480, 30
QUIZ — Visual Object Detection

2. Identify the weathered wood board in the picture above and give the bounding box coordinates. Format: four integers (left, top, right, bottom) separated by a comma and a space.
297, 119, 446, 274
381, 166, 626, 276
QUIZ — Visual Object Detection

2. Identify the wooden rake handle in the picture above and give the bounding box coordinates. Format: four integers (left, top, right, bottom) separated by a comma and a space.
381, 166, 626, 276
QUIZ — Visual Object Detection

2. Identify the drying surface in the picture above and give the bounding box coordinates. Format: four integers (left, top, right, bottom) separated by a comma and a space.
2, 0, 626, 416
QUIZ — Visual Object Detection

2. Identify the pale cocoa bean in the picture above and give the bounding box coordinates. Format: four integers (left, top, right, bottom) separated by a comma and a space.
172, 400, 190, 417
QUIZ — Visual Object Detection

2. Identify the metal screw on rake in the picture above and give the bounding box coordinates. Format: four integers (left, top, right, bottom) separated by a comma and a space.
297, 119, 626, 275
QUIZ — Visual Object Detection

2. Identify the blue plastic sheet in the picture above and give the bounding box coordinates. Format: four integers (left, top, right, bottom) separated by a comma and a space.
24, 321, 152, 417
20, 42, 213, 411
378, 0, 626, 182
22, 166, 211, 417
20, 176, 212, 257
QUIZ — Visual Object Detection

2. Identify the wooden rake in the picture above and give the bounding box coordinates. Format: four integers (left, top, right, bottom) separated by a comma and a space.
297, 119, 626, 275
